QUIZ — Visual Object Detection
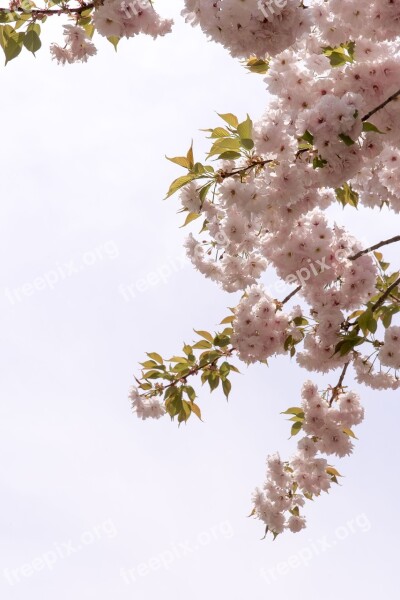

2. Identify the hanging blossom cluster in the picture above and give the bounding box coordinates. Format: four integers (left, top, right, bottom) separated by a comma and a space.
129, 0, 400, 538
253, 381, 364, 536
50, 24, 97, 64
130, 387, 166, 420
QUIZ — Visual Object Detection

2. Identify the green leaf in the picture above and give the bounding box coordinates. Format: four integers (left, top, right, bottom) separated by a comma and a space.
217, 112, 239, 128
334, 336, 365, 356
183, 385, 196, 402
165, 174, 197, 198
213, 334, 230, 347
2, 25, 24, 64
301, 130, 314, 145
193, 340, 212, 350
107, 36, 119, 51
169, 356, 188, 364
166, 155, 190, 169
357, 309, 377, 335
290, 421, 303, 437
199, 182, 213, 204
343, 428, 358, 439
218, 151, 242, 160
139, 382, 152, 391
240, 138, 254, 150
237, 114, 253, 141
339, 133, 355, 146
245, 56, 269, 74
335, 183, 359, 208
220, 315, 235, 325
23, 23, 41, 54
194, 330, 214, 343
219, 361, 231, 379
210, 127, 230, 138
208, 137, 241, 158
222, 378, 232, 398
208, 372, 220, 391
281, 407, 304, 416
187, 143, 194, 169
181, 212, 200, 228
146, 352, 163, 364
326, 467, 342, 477
312, 156, 328, 169
140, 360, 158, 368
362, 121, 385, 134
82, 23, 95, 39
190, 402, 202, 420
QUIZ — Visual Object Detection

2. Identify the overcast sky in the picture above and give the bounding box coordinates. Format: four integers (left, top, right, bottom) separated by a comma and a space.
1, 2, 399, 598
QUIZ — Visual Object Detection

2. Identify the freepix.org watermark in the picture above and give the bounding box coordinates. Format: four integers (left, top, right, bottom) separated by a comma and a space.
118, 252, 187, 303
121, 0, 151, 17
120, 521, 234, 585
260, 513, 371, 585
3, 519, 117, 586
4, 240, 119, 306
258, 0, 288, 21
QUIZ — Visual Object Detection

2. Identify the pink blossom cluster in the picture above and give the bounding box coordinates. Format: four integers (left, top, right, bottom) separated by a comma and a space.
93, 0, 172, 40
354, 355, 400, 391
182, 0, 310, 58
50, 25, 97, 65
51, 1, 172, 65
231, 285, 290, 363
130, 386, 166, 420
182, 2, 399, 391
253, 381, 365, 535
128, 0, 400, 535
379, 326, 400, 370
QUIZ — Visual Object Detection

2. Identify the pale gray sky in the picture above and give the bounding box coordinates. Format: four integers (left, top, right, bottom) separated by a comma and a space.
1, 2, 399, 598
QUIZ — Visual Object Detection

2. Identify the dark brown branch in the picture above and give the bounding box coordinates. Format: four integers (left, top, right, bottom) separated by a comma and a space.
0, 2, 94, 17
362, 88, 400, 122
349, 235, 400, 261
281, 285, 302, 305
329, 362, 350, 406
219, 159, 272, 180
371, 276, 400, 313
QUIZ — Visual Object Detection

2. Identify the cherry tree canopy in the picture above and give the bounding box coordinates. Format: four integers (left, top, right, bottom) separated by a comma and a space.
3, 0, 399, 539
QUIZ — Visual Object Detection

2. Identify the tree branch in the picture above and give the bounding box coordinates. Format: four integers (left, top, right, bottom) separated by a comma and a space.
371, 276, 400, 313
219, 159, 272, 180
329, 362, 350, 406
362, 88, 400, 122
281, 285, 302, 305
0, 2, 94, 17
349, 235, 400, 261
